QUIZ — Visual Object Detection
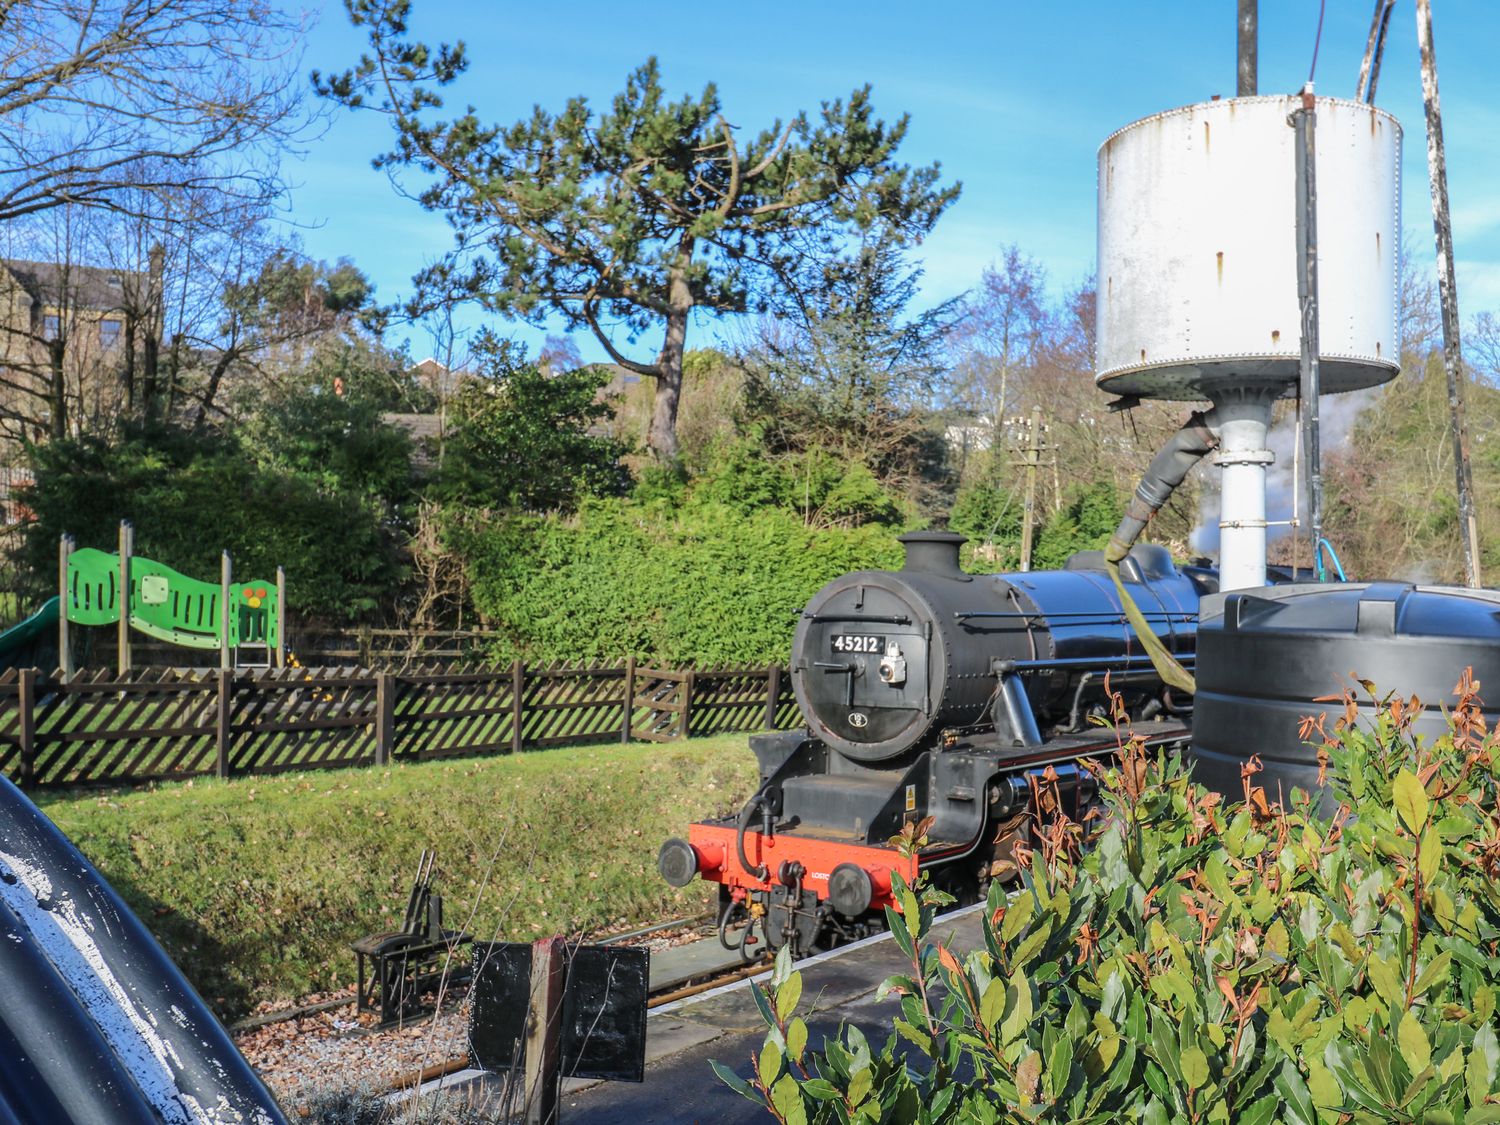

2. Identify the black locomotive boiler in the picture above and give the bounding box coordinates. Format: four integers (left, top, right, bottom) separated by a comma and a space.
657, 531, 1213, 956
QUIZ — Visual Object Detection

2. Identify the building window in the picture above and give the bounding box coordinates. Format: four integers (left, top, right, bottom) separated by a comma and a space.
99, 318, 122, 349
42, 314, 60, 341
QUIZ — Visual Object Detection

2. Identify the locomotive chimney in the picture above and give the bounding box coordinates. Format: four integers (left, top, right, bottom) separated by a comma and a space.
898, 531, 966, 575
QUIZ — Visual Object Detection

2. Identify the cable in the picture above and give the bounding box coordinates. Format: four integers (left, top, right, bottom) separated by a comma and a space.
1309, 0, 1328, 84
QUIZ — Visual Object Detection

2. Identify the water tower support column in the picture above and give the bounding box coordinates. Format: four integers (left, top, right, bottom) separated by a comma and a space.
1209, 384, 1280, 591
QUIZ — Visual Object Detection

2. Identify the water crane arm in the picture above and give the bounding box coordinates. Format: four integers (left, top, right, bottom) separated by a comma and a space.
1104, 409, 1221, 695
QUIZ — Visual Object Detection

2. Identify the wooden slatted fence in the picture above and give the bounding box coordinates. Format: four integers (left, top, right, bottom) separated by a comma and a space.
0, 660, 805, 789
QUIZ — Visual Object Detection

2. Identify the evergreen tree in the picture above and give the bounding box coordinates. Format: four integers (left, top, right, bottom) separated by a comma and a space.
316, 12, 958, 461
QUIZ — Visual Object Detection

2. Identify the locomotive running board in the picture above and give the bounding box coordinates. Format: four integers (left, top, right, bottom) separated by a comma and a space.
684, 720, 1191, 912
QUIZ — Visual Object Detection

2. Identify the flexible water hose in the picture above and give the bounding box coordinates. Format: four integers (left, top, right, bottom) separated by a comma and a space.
1316, 537, 1347, 582
1104, 408, 1221, 696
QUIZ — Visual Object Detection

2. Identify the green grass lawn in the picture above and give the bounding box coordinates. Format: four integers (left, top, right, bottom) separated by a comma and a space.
36, 732, 760, 1019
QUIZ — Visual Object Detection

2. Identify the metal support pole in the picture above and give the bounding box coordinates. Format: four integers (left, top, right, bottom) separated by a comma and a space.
1417, 0, 1482, 588
220, 551, 233, 671
1237, 0, 1257, 97
117, 520, 133, 677
1209, 385, 1280, 592
275, 566, 286, 669
522, 936, 566, 1125
58, 534, 72, 680
1293, 86, 1324, 576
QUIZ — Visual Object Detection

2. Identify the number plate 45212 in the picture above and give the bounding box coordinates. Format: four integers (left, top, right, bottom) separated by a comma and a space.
831, 634, 884, 654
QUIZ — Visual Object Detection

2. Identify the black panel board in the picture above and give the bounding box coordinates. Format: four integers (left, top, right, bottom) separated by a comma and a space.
468, 942, 649, 1083
469, 941, 531, 1076
562, 946, 649, 1082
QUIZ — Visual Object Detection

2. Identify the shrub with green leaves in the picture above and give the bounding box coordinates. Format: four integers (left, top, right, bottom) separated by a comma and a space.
20, 422, 405, 619
456, 499, 904, 665
727, 674, 1500, 1123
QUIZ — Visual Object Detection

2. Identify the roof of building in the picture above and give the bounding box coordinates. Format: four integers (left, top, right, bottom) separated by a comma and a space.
382, 412, 444, 442
0, 259, 140, 311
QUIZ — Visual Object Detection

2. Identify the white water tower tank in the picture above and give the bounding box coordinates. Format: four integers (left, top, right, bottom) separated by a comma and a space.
1096, 95, 1401, 401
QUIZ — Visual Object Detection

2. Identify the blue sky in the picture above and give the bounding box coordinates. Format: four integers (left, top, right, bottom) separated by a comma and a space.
286, 0, 1500, 364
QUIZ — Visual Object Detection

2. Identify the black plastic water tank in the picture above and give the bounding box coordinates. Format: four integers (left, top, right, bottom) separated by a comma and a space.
1192, 581, 1500, 807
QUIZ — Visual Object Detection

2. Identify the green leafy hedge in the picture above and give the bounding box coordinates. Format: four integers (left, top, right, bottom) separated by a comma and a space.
458, 499, 905, 665
732, 675, 1500, 1123
20, 424, 405, 619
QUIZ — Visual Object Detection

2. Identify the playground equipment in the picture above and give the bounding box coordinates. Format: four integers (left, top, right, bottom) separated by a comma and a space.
58, 521, 285, 676
0, 596, 58, 673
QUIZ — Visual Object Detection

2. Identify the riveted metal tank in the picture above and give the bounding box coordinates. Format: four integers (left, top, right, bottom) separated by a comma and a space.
1097, 95, 1402, 401
1192, 583, 1500, 806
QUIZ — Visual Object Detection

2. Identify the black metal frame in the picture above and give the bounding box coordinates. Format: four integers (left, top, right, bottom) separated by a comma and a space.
350, 849, 472, 1027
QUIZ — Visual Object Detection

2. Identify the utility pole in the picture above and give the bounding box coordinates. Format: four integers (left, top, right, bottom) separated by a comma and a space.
1237, 0, 1257, 97
1017, 408, 1046, 572
1293, 85, 1324, 576
1416, 0, 1482, 588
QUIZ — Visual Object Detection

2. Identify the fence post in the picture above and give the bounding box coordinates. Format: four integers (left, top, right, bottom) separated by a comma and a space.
764, 665, 782, 730
621, 656, 635, 743
375, 671, 394, 766
18, 668, 36, 789
522, 935, 566, 1125
216, 669, 231, 780
681, 670, 695, 740
510, 660, 525, 754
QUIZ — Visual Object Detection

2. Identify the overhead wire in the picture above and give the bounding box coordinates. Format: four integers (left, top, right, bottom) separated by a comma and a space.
1308, 0, 1328, 84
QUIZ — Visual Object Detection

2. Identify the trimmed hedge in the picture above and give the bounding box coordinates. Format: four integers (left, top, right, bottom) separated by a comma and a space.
458, 499, 905, 665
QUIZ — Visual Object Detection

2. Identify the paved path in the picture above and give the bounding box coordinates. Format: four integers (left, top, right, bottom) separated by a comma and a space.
561, 905, 984, 1125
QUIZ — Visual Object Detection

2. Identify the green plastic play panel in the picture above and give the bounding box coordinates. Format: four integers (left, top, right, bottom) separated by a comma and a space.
0, 596, 59, 656
64, 547, 278, 650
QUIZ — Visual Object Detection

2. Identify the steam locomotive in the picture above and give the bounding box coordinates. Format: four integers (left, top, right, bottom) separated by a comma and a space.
657, 530, 1215, 956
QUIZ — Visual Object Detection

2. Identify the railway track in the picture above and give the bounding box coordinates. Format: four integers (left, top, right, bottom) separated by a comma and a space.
236, 912, 761, 1103
230, 913, 716, 1036
386, 937, 770, 1094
